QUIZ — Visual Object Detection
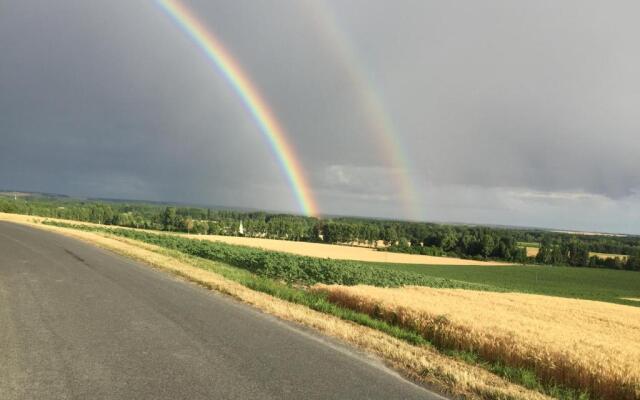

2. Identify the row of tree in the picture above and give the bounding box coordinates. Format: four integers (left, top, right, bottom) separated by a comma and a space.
1, 195, 638, 270
535, 238, 640, 269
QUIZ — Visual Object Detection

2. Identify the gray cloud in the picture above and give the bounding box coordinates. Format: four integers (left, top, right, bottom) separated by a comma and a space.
332, 0, 640, 199
1, 0, 639, 232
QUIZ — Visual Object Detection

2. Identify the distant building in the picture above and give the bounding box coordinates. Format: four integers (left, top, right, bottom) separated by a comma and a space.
238, 220, 244, 236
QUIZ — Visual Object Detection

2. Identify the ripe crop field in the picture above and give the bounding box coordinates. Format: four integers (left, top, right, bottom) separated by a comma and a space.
373, 262, 640, 305
186, 233, 511, 266
526, 247, 540, 257
313, 284, 640, 400
589, 251, 629, 260
519, 246, 628, 261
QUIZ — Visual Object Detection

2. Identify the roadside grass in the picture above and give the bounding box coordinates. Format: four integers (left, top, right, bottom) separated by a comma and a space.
370, 262, 640, 306
41, 220, 593, 400
445, 351, 589, 400
156, 247, 429, 347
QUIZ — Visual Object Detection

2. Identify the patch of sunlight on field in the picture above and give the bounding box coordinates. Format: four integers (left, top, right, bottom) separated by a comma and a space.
313, 284, 640, 400
523, 246, 628, 261
525, 247, 539, 257
589, 251, 629, 260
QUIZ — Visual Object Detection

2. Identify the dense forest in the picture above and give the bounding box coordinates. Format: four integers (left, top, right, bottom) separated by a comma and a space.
1, 194, 639, 271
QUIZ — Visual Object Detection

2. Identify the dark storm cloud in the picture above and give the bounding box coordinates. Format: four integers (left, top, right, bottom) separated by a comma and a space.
1, 0, 639, 232
0, 0, 298, 209
332, 0, 640, 200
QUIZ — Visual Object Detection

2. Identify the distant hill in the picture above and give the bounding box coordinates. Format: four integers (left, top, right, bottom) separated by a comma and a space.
0, 190, 70, 199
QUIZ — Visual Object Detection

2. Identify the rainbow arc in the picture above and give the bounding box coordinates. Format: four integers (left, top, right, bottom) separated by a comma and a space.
156, 0, 318, 217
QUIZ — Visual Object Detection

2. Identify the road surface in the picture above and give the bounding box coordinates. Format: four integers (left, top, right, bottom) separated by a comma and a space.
0, 222, 442, 399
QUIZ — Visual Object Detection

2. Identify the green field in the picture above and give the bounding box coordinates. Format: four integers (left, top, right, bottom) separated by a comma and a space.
516, 241, 540, 248
378, 262, 640, 306
42, 220, 640, 307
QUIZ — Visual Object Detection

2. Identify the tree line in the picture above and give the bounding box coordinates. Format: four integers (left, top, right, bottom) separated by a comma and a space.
1, 195, 638, 270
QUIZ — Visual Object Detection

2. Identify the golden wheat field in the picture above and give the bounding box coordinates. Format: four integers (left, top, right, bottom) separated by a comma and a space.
313, 284, 640, 400
525, 246, 539, 257
589, 251, 629, 261
524, 246, 628, 261
186, 233, 512, 266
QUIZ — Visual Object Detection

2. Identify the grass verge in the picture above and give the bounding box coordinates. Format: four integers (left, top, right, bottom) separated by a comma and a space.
445, 351, 589, 400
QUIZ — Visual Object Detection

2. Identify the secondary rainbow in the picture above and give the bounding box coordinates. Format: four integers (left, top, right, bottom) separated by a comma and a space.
305, 3, 422, 221
156, 0, 318, 217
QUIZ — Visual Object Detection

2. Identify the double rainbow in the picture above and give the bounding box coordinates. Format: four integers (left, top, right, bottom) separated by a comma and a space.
156, 0, 318, 217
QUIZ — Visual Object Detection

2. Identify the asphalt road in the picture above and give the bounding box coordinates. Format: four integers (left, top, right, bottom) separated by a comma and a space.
0, 221, 442, 400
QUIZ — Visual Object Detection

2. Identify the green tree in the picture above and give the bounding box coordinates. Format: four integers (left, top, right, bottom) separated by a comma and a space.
626, 255, 640, 271
382, 226, 398, 246
162, 207, 177, 231
441, 230, 458, 252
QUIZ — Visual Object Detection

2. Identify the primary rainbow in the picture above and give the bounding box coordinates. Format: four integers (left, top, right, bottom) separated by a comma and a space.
156, 0, 318, 217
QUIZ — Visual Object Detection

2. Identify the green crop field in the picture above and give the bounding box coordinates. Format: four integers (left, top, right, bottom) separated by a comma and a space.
377, 262, 640, 306
42, 221, 494, 290
41, 221, 640, 307
516, 241, 541, 248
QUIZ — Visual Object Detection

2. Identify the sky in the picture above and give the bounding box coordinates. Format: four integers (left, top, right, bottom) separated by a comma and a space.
1, 0, 639, 233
